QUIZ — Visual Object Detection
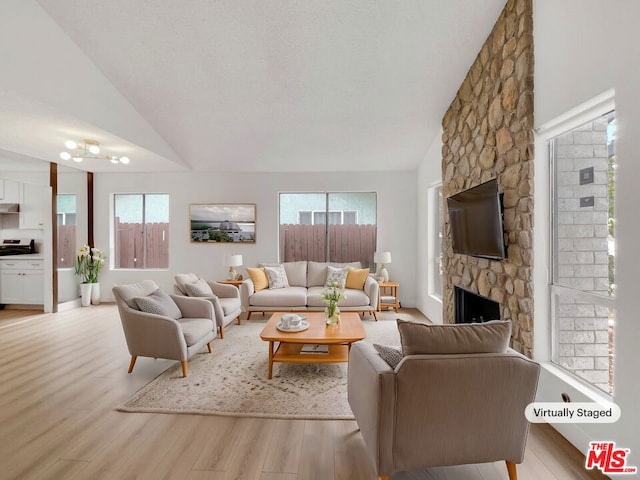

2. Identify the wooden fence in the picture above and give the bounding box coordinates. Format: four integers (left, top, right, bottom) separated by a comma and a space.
114, 219, 169, 268
57, 225, 76, 268
279, 224, 376, 267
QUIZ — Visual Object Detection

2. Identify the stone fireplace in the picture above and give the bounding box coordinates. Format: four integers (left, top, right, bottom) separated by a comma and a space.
454, 286, 500, 324
441, 0, 534, 357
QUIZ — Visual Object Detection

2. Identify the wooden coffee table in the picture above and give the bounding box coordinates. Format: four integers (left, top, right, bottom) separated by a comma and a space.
259, 312, 366, 379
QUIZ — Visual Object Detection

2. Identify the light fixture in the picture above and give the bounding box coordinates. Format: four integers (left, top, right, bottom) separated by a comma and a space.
374, 251, 392, 283
224, 254, 243, 280
59, 139, 130, 165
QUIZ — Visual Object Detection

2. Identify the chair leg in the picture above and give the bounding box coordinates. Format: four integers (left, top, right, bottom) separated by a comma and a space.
247, 311, 253, 320
219, 326, 225, 339
128, 355, 137, 373
181, 361, 188, 377
378, 477, 390, 480
207, 342, 212, 353
372, 311, 378, 321
506, 461, 518, 480
237, 315, 241, 325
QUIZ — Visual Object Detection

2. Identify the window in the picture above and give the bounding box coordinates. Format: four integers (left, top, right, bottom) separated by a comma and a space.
549, 109, 615, 395
280, 192, 376, 265
57, 194, 76, 268
114, 194, 169, 269
428, 184, 443, 300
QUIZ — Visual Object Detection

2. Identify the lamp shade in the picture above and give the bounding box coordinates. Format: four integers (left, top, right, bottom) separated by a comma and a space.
224, 254, 243, 267
374, 251, 392, 264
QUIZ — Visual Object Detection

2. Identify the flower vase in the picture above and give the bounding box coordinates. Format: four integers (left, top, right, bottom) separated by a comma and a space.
90, 282, 101, 305
80, 283, 92, 307
325, 304, 340, 325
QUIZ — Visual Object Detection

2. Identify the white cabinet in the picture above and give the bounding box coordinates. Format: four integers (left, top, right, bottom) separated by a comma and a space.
0, 179, 20, 202
0, 259, 44, 304
19, 183, 48, 229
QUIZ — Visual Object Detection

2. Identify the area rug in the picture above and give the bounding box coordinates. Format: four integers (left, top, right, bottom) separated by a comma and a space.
118, 314, 405, 419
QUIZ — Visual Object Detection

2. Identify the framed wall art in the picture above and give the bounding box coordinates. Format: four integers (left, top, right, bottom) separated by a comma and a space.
189, 203, 256, 243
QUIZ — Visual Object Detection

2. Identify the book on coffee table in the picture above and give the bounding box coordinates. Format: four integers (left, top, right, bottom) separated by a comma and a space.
300, 344, 329, 354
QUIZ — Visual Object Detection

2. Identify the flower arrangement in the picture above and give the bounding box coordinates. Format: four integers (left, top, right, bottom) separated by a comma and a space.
321, 282, 346, 322
75, 244, 106, 284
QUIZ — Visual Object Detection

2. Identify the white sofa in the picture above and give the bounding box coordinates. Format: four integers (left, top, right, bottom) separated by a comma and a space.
239, 261, 379, 320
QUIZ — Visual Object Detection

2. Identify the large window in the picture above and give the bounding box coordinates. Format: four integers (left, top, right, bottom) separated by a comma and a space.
57, 194, 76, 268
550, 109, 615, 395
114, 194, 169, 269
279, 192, 376, 266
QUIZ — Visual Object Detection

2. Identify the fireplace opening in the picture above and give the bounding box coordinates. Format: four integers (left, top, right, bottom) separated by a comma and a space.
454, 286, 500, 324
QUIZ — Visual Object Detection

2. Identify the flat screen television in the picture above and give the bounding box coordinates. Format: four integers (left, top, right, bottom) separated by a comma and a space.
446, 178, 507, 260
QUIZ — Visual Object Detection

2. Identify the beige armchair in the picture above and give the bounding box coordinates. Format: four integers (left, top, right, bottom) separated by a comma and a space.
348, 320, 540, 480
174, 273, 242, 339
113, 280, 216, 377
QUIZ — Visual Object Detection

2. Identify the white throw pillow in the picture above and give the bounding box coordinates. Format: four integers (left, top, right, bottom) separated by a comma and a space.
325, 265, 348, 289
264, 264, 290, 289
135, 289, 182, 319
184, 279, 214, 297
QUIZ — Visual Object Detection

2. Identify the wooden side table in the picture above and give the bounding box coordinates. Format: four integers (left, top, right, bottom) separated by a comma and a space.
378, 281, 400, 312
218, 279, 243, 288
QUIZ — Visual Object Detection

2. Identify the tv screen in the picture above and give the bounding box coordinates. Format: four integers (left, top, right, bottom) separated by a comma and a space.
446, 178, 507, 260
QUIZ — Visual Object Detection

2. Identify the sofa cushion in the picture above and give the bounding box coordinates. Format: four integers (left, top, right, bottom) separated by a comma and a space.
264, 264, 289, 289
307, 261, 328, 287
373, 344, 403, 368
345, 267, 370, 290
134, 288, 182, 320
397, 319, 512, 356
249, 286, 307, 307
283, 261, 307, 287
247, 267, 268, 291
184, 279, 214, 297
174, 273, 199, 295
325, 265, 348, 288
307, 286, 370, 307
177, 318, 214, 346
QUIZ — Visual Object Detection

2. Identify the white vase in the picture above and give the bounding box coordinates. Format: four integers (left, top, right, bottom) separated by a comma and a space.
80, 283, 92, 307
90, 282, 101, 305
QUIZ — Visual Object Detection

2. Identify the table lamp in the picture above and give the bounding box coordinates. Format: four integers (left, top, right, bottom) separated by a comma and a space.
224, 254, 243, 280
374, 251, 392, 283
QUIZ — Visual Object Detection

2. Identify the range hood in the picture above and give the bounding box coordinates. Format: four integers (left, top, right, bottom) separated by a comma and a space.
0, 203, 19, 214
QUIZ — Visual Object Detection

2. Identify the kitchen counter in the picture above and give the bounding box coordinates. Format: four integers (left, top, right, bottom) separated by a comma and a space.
0, 254, 44, 260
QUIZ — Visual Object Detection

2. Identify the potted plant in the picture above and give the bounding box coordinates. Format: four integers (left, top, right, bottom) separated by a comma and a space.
75, 244, 106, 306
321, 282, 346, 325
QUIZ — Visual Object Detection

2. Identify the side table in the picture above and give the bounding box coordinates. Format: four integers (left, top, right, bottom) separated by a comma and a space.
378, 281, 400, 312
218, 279, 243, 288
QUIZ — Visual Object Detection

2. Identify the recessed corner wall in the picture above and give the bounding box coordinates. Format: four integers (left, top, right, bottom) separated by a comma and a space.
441, 0, 534, 356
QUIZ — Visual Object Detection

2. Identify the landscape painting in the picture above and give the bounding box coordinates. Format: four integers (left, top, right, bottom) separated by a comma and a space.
190, 203, 256, 243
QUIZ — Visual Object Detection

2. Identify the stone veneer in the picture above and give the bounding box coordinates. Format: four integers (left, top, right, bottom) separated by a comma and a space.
441, 0, 534, 357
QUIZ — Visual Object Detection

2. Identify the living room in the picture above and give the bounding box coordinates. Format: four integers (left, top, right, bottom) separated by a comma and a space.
2, 0, 640, 479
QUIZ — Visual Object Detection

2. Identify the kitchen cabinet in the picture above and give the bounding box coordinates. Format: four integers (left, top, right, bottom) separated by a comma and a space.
19, 183, 47, 229
0, 259, 44, 304
0, 179, 20, 202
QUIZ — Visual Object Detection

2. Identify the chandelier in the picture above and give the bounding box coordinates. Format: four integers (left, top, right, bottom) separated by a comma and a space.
59, 139, 130, 164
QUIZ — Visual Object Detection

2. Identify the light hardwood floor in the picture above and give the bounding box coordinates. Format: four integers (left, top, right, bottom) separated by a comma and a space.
0, 305, 609, 480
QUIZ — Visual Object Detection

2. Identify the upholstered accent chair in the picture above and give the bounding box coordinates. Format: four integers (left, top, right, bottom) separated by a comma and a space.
113, 280, 216, 377
348, 320, 540, 480
174, 273, 242, 339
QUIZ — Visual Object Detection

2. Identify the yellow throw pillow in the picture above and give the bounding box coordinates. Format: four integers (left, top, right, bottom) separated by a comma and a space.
345, 267, 370, 290
247, 267, 268, 291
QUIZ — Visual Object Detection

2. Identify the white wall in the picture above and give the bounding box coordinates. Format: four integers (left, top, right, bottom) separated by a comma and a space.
534, 0, 640, 464
95, 170, 417, 306
416, 133, 443, 324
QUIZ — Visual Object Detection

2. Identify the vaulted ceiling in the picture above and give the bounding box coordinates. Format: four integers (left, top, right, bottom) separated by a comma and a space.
0, 1, 506, 173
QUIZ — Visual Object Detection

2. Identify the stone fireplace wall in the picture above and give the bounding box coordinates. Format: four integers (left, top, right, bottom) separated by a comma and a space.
441, 0, 534, 357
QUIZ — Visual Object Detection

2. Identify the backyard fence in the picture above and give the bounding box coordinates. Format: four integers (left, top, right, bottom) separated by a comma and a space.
114, 219, 169, 268
57, 224, 76, 268
279, 224, 376, 267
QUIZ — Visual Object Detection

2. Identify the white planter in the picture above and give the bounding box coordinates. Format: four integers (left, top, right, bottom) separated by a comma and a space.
80, 283, 92, 307
90, 282, 101, 305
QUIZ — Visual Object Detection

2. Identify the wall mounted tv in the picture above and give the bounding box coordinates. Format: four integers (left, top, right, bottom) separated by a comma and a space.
446, 178, 507, 260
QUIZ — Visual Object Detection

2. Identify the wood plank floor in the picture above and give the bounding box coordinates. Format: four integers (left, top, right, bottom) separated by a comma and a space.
0, 305, 609, 480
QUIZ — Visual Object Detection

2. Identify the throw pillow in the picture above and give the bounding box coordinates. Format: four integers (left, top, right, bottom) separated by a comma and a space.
135, 288, 182, 320
397, 319, 512, 356
247, 267, 269, 291
184, 278, 214, 297
345, 267, 370, 290
373, 344, 403, 369
325, 265, 348, 289
264, 264, 289, 289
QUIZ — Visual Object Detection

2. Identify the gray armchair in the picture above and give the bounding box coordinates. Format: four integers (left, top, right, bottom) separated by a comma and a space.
113, 280, 216, 377
174, 273, 242, 339
348, 321, 540, 480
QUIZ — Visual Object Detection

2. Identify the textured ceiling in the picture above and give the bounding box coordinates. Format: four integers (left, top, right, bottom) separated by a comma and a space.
11, 0, 506, 173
